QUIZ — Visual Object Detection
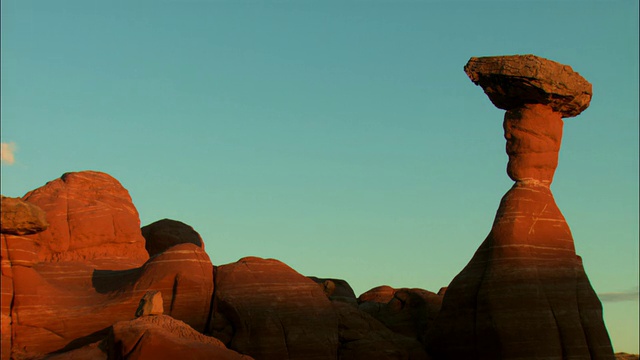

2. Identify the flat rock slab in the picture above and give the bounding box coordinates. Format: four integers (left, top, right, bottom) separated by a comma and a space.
464, 54, 592, 117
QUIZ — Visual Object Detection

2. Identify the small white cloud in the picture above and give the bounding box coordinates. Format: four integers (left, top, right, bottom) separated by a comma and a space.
1, 142, 16, 165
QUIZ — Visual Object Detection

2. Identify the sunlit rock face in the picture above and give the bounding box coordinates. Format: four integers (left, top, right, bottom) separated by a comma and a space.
2, 171, 215, 359
21, 171, 149, 268
1, 196, 49, 360
427, 55, 614, 359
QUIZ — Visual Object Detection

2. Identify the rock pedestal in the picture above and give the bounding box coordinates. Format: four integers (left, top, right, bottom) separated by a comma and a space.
427, 55, 614, 359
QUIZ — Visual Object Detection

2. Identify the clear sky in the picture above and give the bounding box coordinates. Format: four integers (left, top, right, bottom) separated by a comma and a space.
1, 0, 638, 354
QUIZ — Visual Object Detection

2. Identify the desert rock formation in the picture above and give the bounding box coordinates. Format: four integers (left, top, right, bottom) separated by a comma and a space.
427, 55, 614, 359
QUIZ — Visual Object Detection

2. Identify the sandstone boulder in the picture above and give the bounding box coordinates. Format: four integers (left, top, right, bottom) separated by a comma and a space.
106, 315, 252, 360
1, 196, 49, 235
142, 218, 204, 257
209, 257, 340, 360
21, 171, 149, 268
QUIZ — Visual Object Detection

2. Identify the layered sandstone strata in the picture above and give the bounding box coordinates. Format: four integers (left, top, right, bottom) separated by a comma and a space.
427, 55, 614, 359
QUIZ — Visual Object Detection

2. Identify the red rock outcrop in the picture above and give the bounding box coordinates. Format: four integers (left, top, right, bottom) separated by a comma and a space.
1, 172, 215, 359
10, 243, 213, 358
1, 196, 49, 236
427, 55, 614, 359
142, 218, 204, 257
19, 171, 149, 268
1, 196, 49, 360
209, 257, 340, 359
106, 315, 252, 360
358, 286, 442, 344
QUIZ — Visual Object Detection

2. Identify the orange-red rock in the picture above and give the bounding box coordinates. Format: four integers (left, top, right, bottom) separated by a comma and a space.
1, 196, 49, 360
106, 315, 252, 360
142, 218, 204, 257
10, 243, 213, 358
3, 170, 215, 359
209, 257, 340, 359
21, 171, 149, 268
1, 196, 49, 236
426, 55, 614, 360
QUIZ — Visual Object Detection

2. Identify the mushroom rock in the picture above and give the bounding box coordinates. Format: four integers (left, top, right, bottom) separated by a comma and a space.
209, 257, 340, 359
358, 286, 442, 344
427, 55, 614, 359
21, 171, 149, 268
1, 196, 49, 360
142, 218, 204, 257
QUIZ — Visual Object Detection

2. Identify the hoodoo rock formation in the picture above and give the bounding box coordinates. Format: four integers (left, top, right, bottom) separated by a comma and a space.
427, 55, 615, 359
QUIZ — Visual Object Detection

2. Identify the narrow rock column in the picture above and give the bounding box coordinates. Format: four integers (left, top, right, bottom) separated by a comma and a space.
427, 55, 614, 360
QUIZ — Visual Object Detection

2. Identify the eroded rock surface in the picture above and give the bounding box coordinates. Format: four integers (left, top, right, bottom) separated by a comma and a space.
107, 315, 252, 360
1, 196, 49, 236
209, 257, 340, 359
20, 171, 149, 267
1, 196, 49, 360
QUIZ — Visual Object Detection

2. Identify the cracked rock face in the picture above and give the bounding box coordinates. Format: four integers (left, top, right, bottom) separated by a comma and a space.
464, 54, 592, 118
426, 56, 614, 360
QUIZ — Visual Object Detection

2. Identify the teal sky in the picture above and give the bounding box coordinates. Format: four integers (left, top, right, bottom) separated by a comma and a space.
1, 0, 638, 353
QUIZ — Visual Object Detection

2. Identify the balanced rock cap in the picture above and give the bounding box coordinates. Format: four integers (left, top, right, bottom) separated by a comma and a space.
464, 54, 592, 117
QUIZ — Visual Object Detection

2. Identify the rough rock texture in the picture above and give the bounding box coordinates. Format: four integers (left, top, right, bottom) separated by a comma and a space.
142, 218, 204, 257
20, 171, 149, 268
106, 315, 252, 360
1, 196, 49, 360
10, 243, 213, 358
136, 290, 164, 317
358, 286, 442, 344
426, 55, 614, 359
209, 257, 340, 360
615, 354, 640, 360
464, 54, 592, 117
1, 196, 49, 235
2, 171, 214, 359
